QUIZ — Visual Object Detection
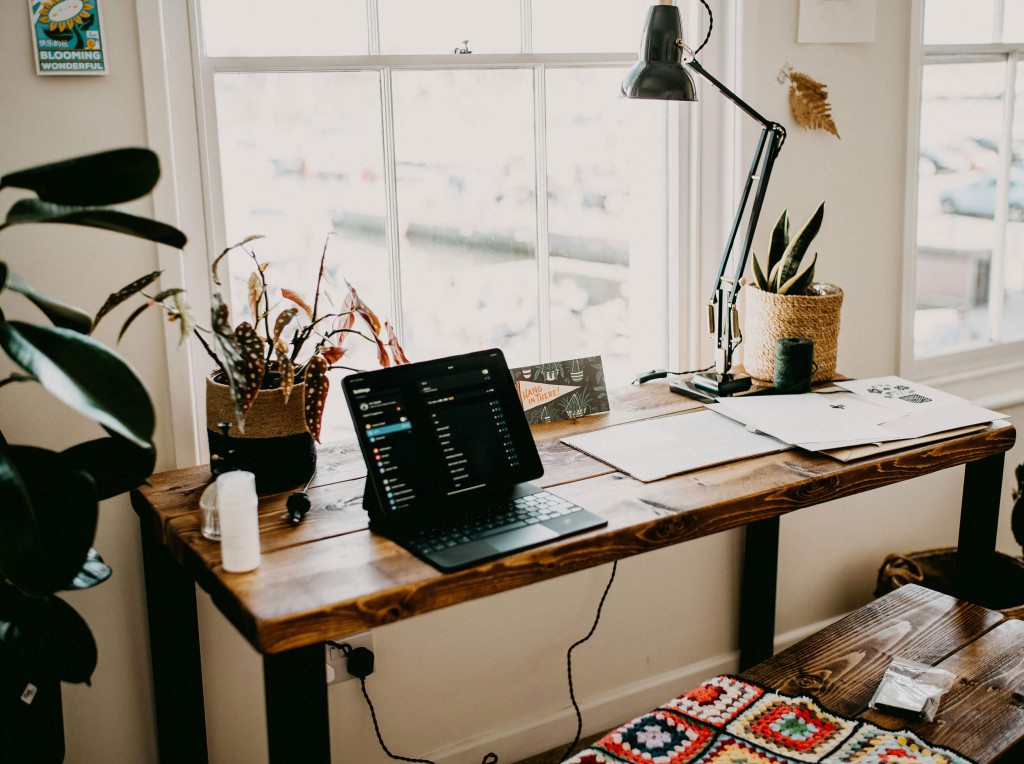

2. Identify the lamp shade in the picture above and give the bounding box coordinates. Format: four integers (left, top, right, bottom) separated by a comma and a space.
621, 4, 697, 101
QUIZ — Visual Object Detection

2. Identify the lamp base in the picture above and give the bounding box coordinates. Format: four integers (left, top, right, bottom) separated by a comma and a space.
692, 371, 752, 396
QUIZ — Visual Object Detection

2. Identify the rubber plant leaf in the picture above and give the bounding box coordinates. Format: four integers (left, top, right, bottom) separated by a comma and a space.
234, 322, 266, 415
92, 270, 162, 330
0, 321, 155, 449
303, 356, 329, 442
776, 202, 824, 291
60, 434, 156, 501
0, 447, 98, 597
0, 148, 159, 206
274, 339, 295, 404
0, 583, 98, 685
69, 548, 112, 591
751, 254, 770, 291
3, 268, 93, 333
766, 209, 790, 282
4, 199, 187, 249
779, 252, 817, 295
210, 294, 249, 432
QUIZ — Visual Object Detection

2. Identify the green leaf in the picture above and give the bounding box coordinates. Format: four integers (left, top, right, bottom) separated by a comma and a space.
118, 301, 153, 343
1, 267, 93, 333
0, 583, 98, 684
751, 253, 769, 290
0, 447, 98, 597
779, 252, 817, 295
5, 199, 187, 249
766, 209, 790, 279
0, 148, 160, 206
69, 549, 112, 591
0, 321, 155, 449
60, 435, 155, 500
776, 202, 824, 290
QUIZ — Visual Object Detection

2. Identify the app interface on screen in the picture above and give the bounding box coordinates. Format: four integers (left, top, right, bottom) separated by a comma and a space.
347, 358, 525, 513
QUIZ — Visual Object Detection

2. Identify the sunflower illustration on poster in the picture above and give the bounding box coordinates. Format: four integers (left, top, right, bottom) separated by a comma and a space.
29, 0, 107, 75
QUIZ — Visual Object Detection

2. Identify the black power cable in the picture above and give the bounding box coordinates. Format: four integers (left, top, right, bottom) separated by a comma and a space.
562, 560, 619, 762
327, 640, 499, 764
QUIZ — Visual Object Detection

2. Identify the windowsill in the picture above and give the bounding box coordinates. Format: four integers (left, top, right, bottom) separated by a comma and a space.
914, 356, 1024, 409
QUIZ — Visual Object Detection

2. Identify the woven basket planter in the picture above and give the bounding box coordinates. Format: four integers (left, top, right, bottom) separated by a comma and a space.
206, 374, 316, 495
743, 283, 843, 383
875, 547, 1024, 619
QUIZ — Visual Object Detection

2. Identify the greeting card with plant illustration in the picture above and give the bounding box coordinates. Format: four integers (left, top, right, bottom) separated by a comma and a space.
510, 356, 608, 424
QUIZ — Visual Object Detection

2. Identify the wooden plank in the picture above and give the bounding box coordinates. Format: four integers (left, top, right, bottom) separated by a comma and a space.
742, 585, 1004, 717
861, 619, 1024, 762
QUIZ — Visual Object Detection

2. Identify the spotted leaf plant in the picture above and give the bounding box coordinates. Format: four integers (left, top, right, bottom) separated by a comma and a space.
751, 201, 825, 295
98, 234, 409, 442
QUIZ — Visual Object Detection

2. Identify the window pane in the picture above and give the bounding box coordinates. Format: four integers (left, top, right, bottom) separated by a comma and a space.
1005, 62, 1024, 342
914, 62, 1004, 357
924, 0, 996, 45
546, 66, 667, 384
391, 70, 538, 364
1005, 0, 1024, 42
532, 0, 650, 53
378, 0, 520, 54
201, 0, 367, 57
213, 72, 389, 442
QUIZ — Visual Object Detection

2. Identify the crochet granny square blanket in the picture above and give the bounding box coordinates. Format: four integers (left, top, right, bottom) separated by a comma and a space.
562, 675, 976, 764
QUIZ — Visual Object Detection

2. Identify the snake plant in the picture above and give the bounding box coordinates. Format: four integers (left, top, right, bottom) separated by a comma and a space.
751, 201, 825, 294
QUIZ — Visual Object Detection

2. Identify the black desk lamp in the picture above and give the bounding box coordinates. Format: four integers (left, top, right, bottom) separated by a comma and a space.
623, 0, 786, 395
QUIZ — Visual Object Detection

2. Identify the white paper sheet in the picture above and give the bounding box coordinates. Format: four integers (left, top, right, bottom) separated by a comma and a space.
561, 410, 789, 483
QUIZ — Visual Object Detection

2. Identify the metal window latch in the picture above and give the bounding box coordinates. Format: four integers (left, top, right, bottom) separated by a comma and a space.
453, 40, 472, 54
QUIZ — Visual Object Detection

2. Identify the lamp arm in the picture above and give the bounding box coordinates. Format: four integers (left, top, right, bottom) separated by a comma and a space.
689, 56, 786, 377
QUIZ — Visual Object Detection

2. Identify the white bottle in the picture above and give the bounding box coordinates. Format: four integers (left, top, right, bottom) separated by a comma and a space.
217, 471, 261, 572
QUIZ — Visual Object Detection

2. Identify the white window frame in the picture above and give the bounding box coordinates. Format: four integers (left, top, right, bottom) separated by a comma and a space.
901, 0, 1024, 407
137, 0, 736, 468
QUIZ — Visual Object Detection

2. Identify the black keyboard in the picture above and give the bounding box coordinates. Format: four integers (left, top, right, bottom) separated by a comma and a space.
408, 492, 583, 554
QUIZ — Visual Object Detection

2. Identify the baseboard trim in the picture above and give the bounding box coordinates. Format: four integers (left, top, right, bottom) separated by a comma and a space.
426, 610, 849, 764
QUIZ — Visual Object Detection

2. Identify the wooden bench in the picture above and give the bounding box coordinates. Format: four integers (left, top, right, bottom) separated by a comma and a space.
741, 584, 1024, 762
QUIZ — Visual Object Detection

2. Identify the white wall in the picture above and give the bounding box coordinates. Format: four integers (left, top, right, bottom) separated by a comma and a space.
1, 2, 1020, 763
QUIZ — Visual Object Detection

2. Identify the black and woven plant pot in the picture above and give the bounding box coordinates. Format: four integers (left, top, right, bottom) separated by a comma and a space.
206, 375, 316, 495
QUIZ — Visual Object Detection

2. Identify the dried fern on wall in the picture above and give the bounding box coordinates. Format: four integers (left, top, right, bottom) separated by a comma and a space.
778, 65, 840, 139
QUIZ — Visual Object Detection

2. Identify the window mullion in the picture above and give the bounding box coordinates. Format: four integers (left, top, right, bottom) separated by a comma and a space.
989, 52, 1018, 344
380, 66, 404, 335
521, 0, 532, 53
367, 0, 380, 55
533, 63, 551, 362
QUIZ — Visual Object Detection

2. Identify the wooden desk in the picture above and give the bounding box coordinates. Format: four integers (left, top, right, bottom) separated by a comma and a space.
131, 385, 1016, 763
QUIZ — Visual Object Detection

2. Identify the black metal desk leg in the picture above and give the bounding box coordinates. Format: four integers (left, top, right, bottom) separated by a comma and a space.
139, 517, 209, 763
738, 516, 780, 671
263, 644, 331, 763
955, 453, 1005, 601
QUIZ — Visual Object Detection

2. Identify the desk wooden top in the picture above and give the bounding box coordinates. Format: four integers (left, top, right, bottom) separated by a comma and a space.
132, 384, 1016, 655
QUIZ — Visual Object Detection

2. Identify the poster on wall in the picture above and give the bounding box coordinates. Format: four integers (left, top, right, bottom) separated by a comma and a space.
28, 0, 107, 75
798, 0, 876, 44
509, 356, 609, 424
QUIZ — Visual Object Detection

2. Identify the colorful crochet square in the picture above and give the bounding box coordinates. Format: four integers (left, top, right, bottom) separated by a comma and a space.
725, 693, 858, 762
596, 709, 717, 763
561, 750, 618, 764
701, 734, 802, 763
824, 727, 975, 764
662, 675, 765, 727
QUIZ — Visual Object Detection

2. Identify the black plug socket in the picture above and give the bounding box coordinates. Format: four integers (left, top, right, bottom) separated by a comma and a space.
346, 646, 375, 679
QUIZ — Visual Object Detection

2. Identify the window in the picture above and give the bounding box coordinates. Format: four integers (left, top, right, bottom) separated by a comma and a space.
185, 0, 675, 441
908, 0, 1024, 379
